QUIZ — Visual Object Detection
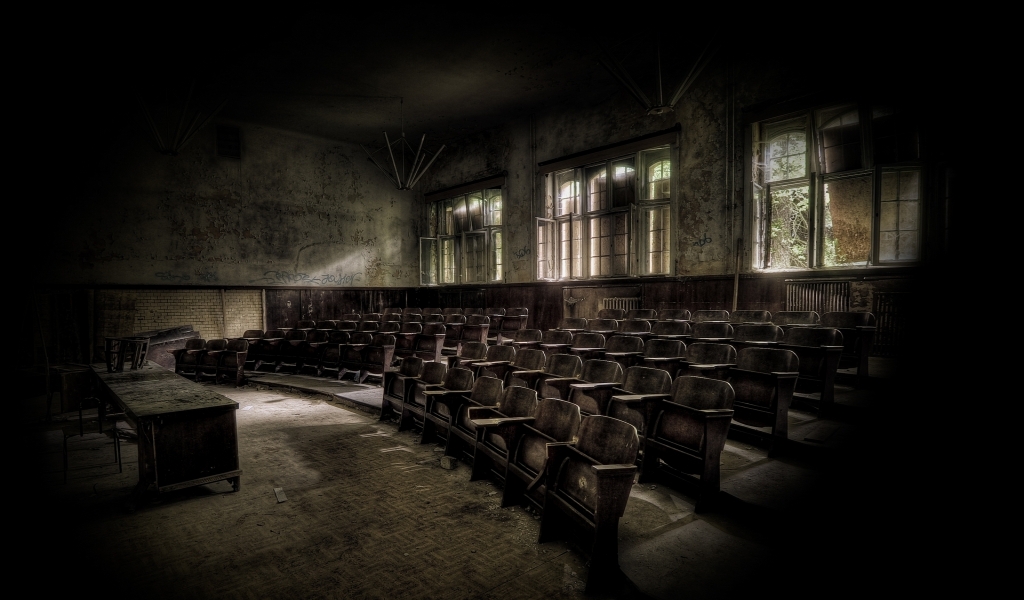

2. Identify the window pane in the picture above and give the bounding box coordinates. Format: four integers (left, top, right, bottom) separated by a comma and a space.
490, 229, 503, 281
485, 188, 502, 226
587, 165, 607, 211
879, 169, 921, 262
463, 232, 485, 283
452, 196, 468, 233
419, 238, 438, 286
645, 205, 671, 274
588, 213, 629, 276
643, 148, 671, 200
443, 200, 454, 235
440, 237, 457, 283
556, 170, 578, 216
537, 220, 555, 280
611, 158, 635, 207
818, 109, 861, 174
467, 192, 484, 230
768, 185, 810, 269
822, 175, 872, 267
766, 131, 807, 182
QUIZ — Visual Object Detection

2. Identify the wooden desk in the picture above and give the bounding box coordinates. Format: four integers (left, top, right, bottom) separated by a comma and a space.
91, 362, 241, 498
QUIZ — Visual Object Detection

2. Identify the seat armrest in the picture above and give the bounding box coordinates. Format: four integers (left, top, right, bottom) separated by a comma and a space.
569, 382, 618, 391
611, 393, 670, 404
471, 416, 535, 429
592, 464, 637, 477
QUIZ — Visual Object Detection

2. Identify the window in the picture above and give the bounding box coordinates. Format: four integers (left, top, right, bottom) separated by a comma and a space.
421, 186, 503, 285
751, 103, 922, 270
537, 145, 673, 280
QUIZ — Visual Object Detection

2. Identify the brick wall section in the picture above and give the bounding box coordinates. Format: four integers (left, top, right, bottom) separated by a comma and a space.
130, 289, 264, 340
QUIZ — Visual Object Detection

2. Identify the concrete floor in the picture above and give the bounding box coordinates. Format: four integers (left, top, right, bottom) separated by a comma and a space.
16, 359, 918, 599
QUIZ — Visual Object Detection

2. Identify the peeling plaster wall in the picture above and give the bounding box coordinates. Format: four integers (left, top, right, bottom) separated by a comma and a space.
47, 122, 422, 288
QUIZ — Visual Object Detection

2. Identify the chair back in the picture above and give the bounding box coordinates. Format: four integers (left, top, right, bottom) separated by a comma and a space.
730, 310, 772, 324
469, 376, 504, 406
307, 330, 330, 343
585, 319, 618, 333
773, 311, 819, 326
625, 309, 657, 320
658, 309, 691, 321
398, 356, 425, 377
686, 342, 736, 364
597, 308, 624, 320
606, 335, 643, 353
297, 320, 316, 330
692, 310, 730, 323
513, 329, 543, 344
733, 324, 783, 343
532, 398, 582, 442
783, 327, 843, 347
575, 415, 639, 466
651, 320, 690, 337
692, 322, 734, 339
618, 319, 651, 334
420, 361, 448, 384
184, 338, 206, 351
621, 366, 672, 394
206, 338, 228, 351
484, 344, 515, 362
242, 329, 264, 339
457, 341, 488, 361
670, 375, 735, 410
571, 332, 606, 350
512, 348, 546, 370
498, 386, 538, 417
546, 354, 583, 378
443, 367, 475, 391
557, 317, 588, 331
541, 329, 573, 345
329, 331, 352, 344
821, 311, 875, 328
735, 347, 799, 373
644, 338, 683, 358
580, 359, 623, 383
351, 332, 374, 345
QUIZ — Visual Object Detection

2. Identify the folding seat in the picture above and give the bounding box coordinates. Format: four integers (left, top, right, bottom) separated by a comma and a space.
493, 398, 582, 512
692, 309, 730, 324
239, 329, 264, 344
657, 309, 691, 322
467, 343, 516, 380
463, 307, 486, 316
596, 308, 624, 321
460, 315, 490, 350
296, 329, 331, 374
436, 377, 506, 462
491, 308, 528, 345
336, 319, 358, 332
540, 358, 623, 402
537, 415, 639, 593
356, 319, 380, 333
402, 307, 423, 318
779, 327, 844, 412
649, 320, 691, 342
485, 307, 506, 330
296, 319, 317, 332
449, 340, 488, 369
361, 312, 383, 323
317, 320, 339, 331
730, 323, 784, 352
678, 342, 737, 380
772, 311, 820, 331
506, 353, 582, 392
602, 367, 674, 450
412, 322, 446, 363
332, 332, 374, 380
195, 339, 229, 382
508, 329, 543, 351
729, 310, 772, 325
402, 365, 472, 434
442, 307, 464, 316
624, 308, 657, 322
213, 339, 249, 387
401, 313, 423, 323
392, 322, 422, 362
316, 331, 352, 378
397, 361, 448, 432
689, 321, 734, 343
440, 314, 467, 357
382, 312, 403, 323
341, 312, 361, 323
638, 338, 686, 376
250, 329, 286, 371
556, 317, 588, 333
820, 311, 876, 381
584, 318, 619, 336
617, 319, 653, 346
602, 335, 645, 371
467, 385, 539, 485
350, 333, 396, 384
422, 308, 444, 323
538, 329, 573, 355
500, 348, 548, 388
378, 320, 401, 335
566, 332, 606, 363
728, 347, 799, 449
275, 329, 309, 373
383, 307, 403, 319
171, 338, 206, 379
379, 356, 425, 424
637, 376, 735, 512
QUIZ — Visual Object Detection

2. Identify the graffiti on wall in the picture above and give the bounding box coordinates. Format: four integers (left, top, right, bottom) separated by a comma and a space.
250, 271, 363, 286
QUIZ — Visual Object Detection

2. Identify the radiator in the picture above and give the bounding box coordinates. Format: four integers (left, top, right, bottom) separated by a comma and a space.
602, 297, 641, 312
785, 280, 850, 314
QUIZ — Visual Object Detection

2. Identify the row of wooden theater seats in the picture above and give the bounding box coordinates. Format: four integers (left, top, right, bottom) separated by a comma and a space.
376, 353, 772, 590
169, 337, 249, 387
555, 309, 876, 382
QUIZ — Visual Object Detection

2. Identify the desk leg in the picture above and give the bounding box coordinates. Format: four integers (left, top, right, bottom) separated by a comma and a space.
231, 476, 241, 492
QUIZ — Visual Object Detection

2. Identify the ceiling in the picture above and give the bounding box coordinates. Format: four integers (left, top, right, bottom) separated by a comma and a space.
63, 11, 720, 152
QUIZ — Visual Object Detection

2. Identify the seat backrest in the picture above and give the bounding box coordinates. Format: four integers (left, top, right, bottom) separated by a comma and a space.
513, 329, 543, 344
469, 376, 504, 406
398, 356, 425, 377
783, 327, 843, 347
692, 322, 734, 338
400, 322, 422, 334
498, 385, 538, 417
506, 308, 529, 317
821, 311, 875, 328
532, 398, 582, 442
571, 332, 606, 349
486, 307, 506, 316
546, 354, 583, 378
206, 338, 228, 351
597, 308, 625, 320
329, 331, 352, 344
444, 364, 475, 387
735, 347, 799, 373
773, 311, 819, 326
297, 320, 316, 329
285, 330, 307, 341
423, 308, 442, 315
370, 334, 396, 347
384, 307, 403, 315
671, 375, 735, 410
558, 317, 588, 330
485, 344, 516, 362
463, 308, 485, 316
320, 320, 339, 329
685, 342, 735, 364
733, 324, 783, 342
575, 415, 639, 465
606, 335, 643, 353
730, 310, 771, 324
651, 320, 690, 337
351, 332, 374, 345
466, 315, 490, 326
512, 348, 546, 370
402, 313, 423, 323
499, 315, 526, 332
458, 341, 488, 361
225, 338, 248, 353
625, 308, 657, 320
337, 320, 358, 331
358, 321, 380, 332
618, 319, 651, 334
444, 314, 467, 325
693, 310, 730, 323
580, 359, 624, 383
403, 307, 423, 315
341, 313, 360, 322
184, 338, 206, 351
420, 361, 448, 384
542, 329, 573, 345
308, 330, 330, 343
383, 313, 403, 322
242, 329, 264, 338
265, 329, 286, 338
658, 309, 691, 321
586, 318, 618, 332
421, 323, 446, 337
443, 308, 464, 316
621, 366, 672, 394
362, 313, 383, 322
644, 338, 683, 358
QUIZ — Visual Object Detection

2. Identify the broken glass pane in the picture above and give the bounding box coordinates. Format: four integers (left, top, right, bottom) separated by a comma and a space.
768, 185, 810, 269
822, 175, 872, 267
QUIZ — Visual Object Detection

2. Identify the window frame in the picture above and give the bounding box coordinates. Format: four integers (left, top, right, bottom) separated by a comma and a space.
421, 184, 505, 286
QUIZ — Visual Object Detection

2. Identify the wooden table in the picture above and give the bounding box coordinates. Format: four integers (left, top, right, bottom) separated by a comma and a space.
91, 362, 241, 500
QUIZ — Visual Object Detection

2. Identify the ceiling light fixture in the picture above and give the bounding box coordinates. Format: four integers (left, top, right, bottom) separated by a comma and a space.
361, 98, 445, 191
598, 37, 719, 116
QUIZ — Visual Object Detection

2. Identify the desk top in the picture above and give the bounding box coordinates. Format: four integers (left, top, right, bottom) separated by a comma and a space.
92, 361, 238, 419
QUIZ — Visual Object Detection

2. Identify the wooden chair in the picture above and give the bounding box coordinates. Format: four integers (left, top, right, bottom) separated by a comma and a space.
584, 318, 618, 336
692, 310, 730, 324
380, 356, 424, 424
772, 311, 820, 332
195, 339, 229, 382
422, 308, 444, 323
820, 311, 876, 382
468, 344, 516, 380
392, 322, 422, 362
731, 323, 783, 352
413, 322, 446, 363
296, 319, 317, 331
597, 308, 625, 321
411, 366, 474, 440
728, 347, 799, 451
639, 338, 686, 377
689, 322, 734, 343
492, 308, 528, 345
355, 333, 396, 384
509, 353, 583, 392
617, 319, 654, 344
296, 330, 331, 374
780, 327, 844, 413
317, 331, 352, 378
468, 386, 539, 485
275, 330, 309, 373
679, 342, 737, 380
538, 415, 639, 593
638, 376, 736, 512
250, 329, 286, 372
449, 340, 488, 369
426, 375, 504, 461
488, 348, 546, 386
398, 362, 449, 432
604, 367, 675, 455
556, 317, 588, 333
567, 332, 607, 363
657, 309, 691, 322
460, 315, 490, 350
509, 329, 543, 351
650, 320, 691, 341
730, 310, 771, 325
496, 398, 582, 513
170, 338, 206, 379
624, 308, 657, 322
215, 339, 249, 387
541, 358, 623, 402
602, 335, 645, 371
538, 329, 573, 355
440, 314, 467, 357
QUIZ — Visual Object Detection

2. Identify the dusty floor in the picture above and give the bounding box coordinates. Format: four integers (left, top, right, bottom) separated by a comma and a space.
17, 361, 919, 599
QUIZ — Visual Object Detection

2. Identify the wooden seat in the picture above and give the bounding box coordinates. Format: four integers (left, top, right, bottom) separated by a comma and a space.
428, 375, 504, 461
638, 375, 735, 512
780, 327, 844, 413
541, 358, 623, 402
566, 332, 606, 362
398, 362, 449, 432
538, 329, 573, 355
639, 338, 686, 376
772, 311, 820, 331
296, 330, 331, 374
602, 335, 645, 371
440, 314, 467, 357
380, 356, 425, 424
729, 310, 771, 325
538, 415, 639, 592
508, 353, 582, 392
728, 347, 799, 451
412, 322, 446, 363
820, 311, 876, 382
650, 320, 691, 341
460, 315, 491, 349
170, 338, 206, 379
596, 308, 625, 321
657, 309, 691, 322
275, 330, 309, 373
215, 339, 249, 387
731, 323, 783, 352
604, 367, 674, 458
679, 342, 737, 380
468, 344, 516, 380
484, 348, 545, 386
689, 321, 734, 343
509, 329, 543, 351
624, 308, 657, 322
556, 317, 588, 333
317, 331, 352, 378
392, 322, 422, 362
692, 310, 730, 324
195, 339, 229, 382
468, 386, 539, 485
449, 341, 488, 369
584, 319, 619, 336
296, 319, 317, 331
